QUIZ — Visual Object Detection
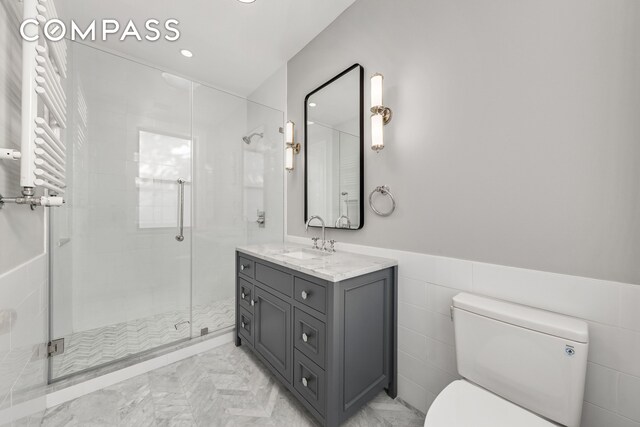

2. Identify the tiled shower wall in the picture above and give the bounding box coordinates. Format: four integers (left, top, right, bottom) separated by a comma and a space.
287, 236, 640, 427
54, 43, 194, 334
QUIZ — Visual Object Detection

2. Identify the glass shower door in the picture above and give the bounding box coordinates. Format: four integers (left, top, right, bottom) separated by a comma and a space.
191, 86, 284, 337
49, 43, 193, 381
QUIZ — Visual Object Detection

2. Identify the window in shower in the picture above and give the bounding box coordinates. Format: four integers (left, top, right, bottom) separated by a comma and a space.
137, 130, 192, 229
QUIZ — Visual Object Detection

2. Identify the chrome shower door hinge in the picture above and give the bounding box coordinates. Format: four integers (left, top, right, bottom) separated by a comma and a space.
47, 338, 65, 357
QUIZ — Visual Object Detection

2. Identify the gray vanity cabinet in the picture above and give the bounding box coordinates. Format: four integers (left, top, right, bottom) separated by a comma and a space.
254, 286, 292, 382
235, 251, 397, 427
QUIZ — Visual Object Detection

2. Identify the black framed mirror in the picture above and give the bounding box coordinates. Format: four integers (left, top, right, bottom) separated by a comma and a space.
304, 64, 364, 230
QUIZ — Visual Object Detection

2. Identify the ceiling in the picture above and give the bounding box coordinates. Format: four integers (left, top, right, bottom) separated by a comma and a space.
57, 0, 356, 97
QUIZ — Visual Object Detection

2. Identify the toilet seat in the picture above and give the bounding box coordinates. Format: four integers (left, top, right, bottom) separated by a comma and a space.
424, 380, 556, 427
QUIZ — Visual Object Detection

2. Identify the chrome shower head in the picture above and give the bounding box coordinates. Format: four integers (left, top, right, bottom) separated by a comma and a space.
242, 132, 263, 144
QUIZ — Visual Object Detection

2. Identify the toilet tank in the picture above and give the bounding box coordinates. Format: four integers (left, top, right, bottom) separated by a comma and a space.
452, 293, 589, 427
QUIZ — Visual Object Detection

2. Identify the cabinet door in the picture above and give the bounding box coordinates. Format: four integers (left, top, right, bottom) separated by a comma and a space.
254, 286, 292, 382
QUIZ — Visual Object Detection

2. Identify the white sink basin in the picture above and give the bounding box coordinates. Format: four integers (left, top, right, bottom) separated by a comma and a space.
283, 250, 331, 260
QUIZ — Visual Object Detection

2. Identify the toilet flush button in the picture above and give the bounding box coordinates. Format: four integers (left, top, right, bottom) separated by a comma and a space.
565, 345, 575, 356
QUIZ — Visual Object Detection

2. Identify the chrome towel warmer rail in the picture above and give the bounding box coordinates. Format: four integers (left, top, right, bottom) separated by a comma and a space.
0, 0, 67, 210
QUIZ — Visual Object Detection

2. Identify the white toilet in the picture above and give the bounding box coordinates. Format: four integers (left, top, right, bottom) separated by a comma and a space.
424, 293, 589, 427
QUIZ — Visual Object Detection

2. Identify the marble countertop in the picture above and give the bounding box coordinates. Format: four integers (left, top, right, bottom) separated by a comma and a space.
236, 243, 397, 282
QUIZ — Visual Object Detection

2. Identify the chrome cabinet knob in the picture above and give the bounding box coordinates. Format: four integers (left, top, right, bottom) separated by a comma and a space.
301, 377, 308, 387
301, 291, 308, 300
241, 292, 245, 299
302, 333, 309, 343
241, 321, 245, 329
240, 264, 249, 271
251, 299, 256, 306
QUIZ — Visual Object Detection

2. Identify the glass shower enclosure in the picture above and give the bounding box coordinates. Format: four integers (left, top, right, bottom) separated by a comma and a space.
49, 42, 284, 381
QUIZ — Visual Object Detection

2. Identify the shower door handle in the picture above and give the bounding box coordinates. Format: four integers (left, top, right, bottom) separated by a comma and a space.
175, 178, 186, 242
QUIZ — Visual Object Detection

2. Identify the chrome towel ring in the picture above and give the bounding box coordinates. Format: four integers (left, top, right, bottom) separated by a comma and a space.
369, 185, 396, 217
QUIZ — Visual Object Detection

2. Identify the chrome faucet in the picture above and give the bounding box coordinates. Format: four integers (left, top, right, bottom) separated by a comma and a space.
305, 215, 326, 250
335, 215, 351, 229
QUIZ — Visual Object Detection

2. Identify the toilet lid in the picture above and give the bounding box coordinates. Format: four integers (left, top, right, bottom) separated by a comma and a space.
424, 380, 556, 427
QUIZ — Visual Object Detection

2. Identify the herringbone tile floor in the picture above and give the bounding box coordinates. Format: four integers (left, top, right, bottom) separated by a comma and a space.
41, 342, 425, 426
51, 299, 236, 379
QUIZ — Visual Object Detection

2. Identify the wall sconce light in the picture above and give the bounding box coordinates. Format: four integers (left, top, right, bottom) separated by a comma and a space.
370, 73, 392, 152
285, 121, 300, 172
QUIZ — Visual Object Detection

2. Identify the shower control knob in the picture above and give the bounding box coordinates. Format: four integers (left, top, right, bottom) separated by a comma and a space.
302, 333, 309, 343
301, 291, 308, 300
301, 377, 308, 387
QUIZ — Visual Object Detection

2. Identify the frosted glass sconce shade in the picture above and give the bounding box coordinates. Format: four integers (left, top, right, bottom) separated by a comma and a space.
370, 73, 392, 152
371, 73, 383, 108
371, 114, 384, 152
285, 121, 299, 171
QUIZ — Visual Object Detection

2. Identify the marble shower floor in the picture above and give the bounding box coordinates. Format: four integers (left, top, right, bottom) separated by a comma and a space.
40, 342, 425, 426
51, 299, 236, 379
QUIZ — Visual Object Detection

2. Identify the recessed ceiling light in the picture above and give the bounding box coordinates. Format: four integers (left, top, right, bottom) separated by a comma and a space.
308, 102, 317, 107
180, 49, 193, 58
237, 0, 256, 3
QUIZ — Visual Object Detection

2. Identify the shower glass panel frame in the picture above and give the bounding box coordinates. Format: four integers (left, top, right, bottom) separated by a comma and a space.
48, 41, 284, 382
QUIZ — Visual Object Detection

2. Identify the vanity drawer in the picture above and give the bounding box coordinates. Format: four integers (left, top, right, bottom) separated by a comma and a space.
294, 277, 326, 314
238, 279, 254, 313
255, 262, 293, 297
238, 308, 254, 346
294, 308, 326, 368
238, 256, 254, 279
294, 349, 326, 415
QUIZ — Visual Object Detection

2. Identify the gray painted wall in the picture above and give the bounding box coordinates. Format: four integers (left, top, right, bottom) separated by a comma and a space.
287, 0, 640, 285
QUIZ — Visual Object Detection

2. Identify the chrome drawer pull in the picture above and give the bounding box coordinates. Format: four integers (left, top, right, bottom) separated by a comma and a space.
240, 264, 249, 271
301, 377, 308, 387
301, 290, 308, 300
302, 333, 309, 343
